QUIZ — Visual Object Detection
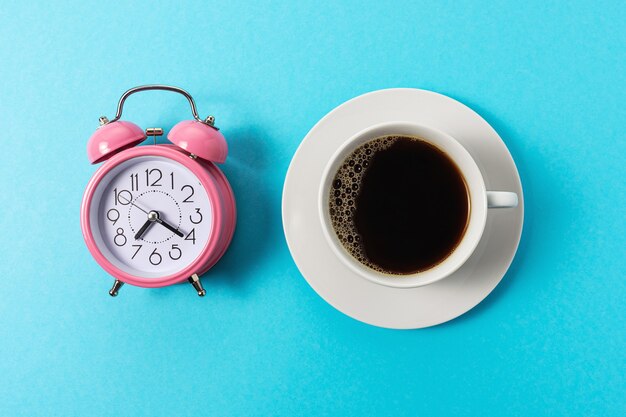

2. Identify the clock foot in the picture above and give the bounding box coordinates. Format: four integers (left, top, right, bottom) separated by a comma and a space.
109, 279, 124, 297
188, 274, 206, 297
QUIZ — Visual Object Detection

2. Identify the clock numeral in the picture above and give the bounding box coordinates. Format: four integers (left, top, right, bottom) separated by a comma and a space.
185, 228, 196, 245
130, 173, 139, 191
106, 208, 120, 226
190, 208, 203, 224
169, 244, 182, 260
145, 168, 162, 187
114, 188, 132, 206
170, 172, 175, 190
114, 228, 127, 247
131, 244, 142, 260
181, 185, 194, 203
149, 248, 162, 265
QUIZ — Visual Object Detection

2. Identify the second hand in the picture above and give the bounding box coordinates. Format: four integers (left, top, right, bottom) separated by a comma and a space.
118, 194, 149, 215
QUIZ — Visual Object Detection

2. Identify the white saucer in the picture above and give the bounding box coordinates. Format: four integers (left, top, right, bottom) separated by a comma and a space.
282, 89, 524, 329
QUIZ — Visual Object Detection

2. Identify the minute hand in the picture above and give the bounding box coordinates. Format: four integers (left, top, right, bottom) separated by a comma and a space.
155, 217, 184, 237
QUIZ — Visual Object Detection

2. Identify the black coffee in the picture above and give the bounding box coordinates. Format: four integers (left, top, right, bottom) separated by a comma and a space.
328, 135, 469, 275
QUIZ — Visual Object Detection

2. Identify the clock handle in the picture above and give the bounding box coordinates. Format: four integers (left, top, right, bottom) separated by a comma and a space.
109, 85, 210, 125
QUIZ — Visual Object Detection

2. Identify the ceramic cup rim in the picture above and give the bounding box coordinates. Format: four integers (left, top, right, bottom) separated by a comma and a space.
318, 121, 488, 288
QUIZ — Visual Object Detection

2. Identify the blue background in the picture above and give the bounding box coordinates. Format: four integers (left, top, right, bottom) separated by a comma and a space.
0, 1, 624, 416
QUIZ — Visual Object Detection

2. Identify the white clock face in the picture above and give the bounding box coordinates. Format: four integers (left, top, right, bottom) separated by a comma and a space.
89, 156, 212, 278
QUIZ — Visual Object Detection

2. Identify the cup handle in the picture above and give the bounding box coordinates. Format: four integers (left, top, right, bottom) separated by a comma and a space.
487, 191, 518, 208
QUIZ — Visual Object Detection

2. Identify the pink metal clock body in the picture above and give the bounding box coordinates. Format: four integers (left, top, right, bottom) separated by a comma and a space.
81, 144, 236, 288
82, 85, 237, 296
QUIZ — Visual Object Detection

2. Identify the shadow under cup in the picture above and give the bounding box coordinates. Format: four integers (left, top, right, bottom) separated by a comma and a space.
319, 122, 495, 289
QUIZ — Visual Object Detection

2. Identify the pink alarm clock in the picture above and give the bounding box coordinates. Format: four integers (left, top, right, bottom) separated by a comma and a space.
81, 85, 236, 297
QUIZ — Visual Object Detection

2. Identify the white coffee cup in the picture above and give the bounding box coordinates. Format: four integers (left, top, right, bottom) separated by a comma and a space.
319, 122, 518, 288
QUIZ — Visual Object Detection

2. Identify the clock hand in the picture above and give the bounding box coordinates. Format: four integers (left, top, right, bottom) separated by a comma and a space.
135, 211, 162, 239
117, 194, 149, 215
134, 219, 154, 240
117, 195, 184, 237
154, 216, 184, 237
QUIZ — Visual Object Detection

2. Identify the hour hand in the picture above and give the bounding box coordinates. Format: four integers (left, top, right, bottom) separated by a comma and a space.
134, 219, 153, 240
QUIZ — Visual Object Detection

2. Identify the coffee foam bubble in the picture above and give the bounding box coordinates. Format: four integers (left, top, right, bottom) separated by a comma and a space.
328, 136, 399, 273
